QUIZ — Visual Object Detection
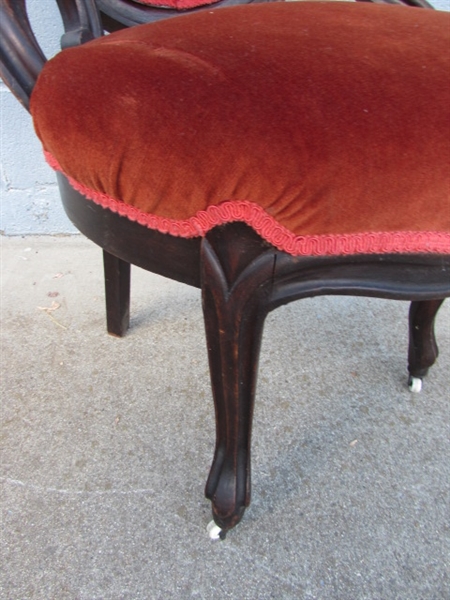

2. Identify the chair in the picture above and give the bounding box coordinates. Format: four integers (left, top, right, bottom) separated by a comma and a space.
1, 0, 449, 539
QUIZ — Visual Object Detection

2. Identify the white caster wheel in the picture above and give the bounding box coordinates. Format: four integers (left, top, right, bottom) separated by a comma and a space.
408, 376, 422, 393
207, 520, 223, 540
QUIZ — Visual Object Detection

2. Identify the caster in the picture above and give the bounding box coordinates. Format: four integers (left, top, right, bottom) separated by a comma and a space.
207, 520, 225, 540
408, 376, 422, 393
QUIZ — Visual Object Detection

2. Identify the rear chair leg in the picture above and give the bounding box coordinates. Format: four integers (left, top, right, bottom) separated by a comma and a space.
103, 250, 131, 337
407, 299, 445, 392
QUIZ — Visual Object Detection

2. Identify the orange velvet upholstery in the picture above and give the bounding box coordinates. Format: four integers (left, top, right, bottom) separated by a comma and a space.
30, 2, 450, 256
130, 0, 220, 9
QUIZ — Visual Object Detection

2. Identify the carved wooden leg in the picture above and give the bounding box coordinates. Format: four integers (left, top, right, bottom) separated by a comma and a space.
103, 250, 130, 337
408, 299, 445, 381
201, 226, 275, 534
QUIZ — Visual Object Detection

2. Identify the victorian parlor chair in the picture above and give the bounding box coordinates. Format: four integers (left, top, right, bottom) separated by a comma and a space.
1, 0, 448, 539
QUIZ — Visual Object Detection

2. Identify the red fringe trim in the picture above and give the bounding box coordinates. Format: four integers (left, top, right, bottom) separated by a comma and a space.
130, 0, 219, 9
45, 151, 450, 257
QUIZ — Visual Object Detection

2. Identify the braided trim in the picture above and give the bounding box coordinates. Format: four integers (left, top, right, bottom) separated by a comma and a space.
45, 151, 450, 256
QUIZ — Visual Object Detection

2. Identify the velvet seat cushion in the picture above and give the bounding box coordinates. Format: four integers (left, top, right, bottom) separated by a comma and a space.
30, 2, 450, 256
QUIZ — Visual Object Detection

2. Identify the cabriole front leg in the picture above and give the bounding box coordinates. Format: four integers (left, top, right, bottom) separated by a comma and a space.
200, 230, 274, 537
202, 288, 265, 535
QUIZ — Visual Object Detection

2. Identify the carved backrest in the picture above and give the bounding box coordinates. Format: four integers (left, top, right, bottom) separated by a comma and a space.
96, 0, 273, 31
96, 0, 435, 30
0, 0, 434, 110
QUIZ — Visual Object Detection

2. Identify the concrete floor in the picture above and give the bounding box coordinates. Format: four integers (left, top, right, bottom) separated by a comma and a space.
1, 235, 449, 599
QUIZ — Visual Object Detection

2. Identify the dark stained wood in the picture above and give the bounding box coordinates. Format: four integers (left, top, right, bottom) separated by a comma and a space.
356, 0, 433, 6
97, 0, 277, 31
0, 0, 46, 109
58, 173, 202, 288
0, 0, 102, 109
201, 225, 275, 531
269, 254, 450, 309
57, 0, 103, 49
98, 0, 433, 33
198, 222, 450, 533
103, 250, 131, 336
408, 299, 445, 378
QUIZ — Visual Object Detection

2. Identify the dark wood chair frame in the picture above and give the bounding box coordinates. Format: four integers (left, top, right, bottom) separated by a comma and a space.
96, 0, 434, 33
96, 0, 277, 33
1, 0, 448, 537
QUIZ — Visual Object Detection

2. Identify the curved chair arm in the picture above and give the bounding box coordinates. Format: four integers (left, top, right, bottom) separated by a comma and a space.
0, 0, 102, 111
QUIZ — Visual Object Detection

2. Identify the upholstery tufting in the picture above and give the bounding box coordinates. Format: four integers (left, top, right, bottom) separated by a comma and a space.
30, 2, 450, 256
